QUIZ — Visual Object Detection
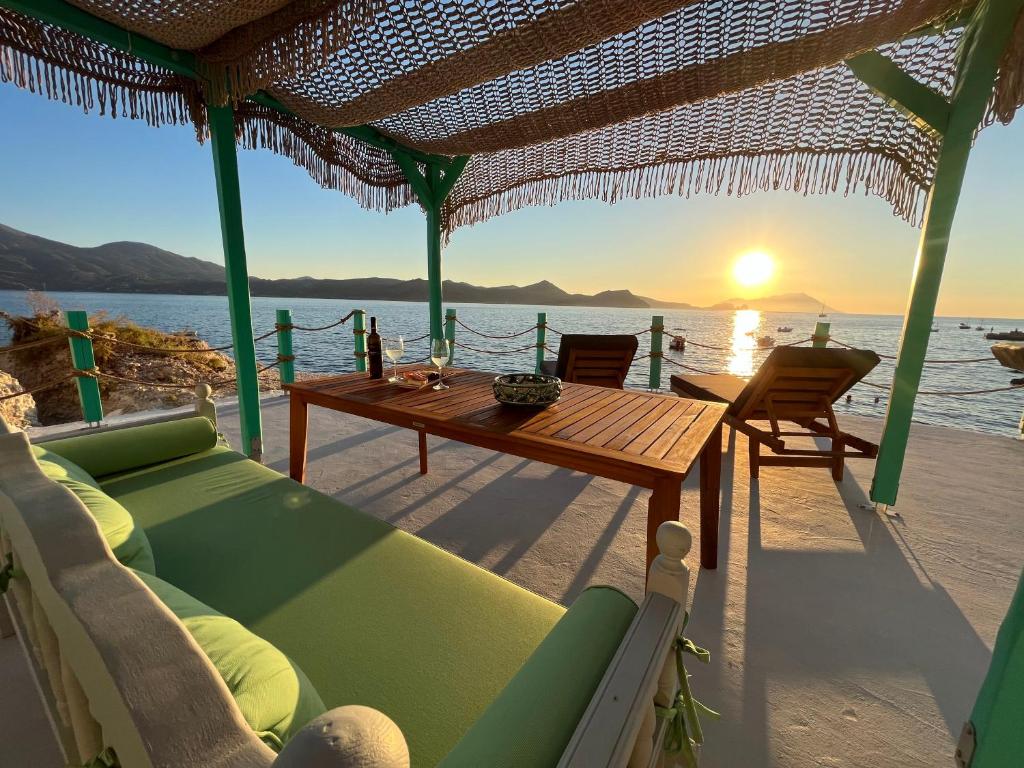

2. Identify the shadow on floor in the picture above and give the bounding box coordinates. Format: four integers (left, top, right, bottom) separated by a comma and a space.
415, 462, 592, 576
690, 432, 990, 765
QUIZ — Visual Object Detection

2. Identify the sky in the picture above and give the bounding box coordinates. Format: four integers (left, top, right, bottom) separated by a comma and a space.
0, 84, 1021, 318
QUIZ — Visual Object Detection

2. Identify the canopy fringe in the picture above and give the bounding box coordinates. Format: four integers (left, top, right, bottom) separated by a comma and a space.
991, 5, 1024, 124
198, 1, 381, 107
443, 149, 928, 233
234, 103, 414, 213
0, 10, 206, 138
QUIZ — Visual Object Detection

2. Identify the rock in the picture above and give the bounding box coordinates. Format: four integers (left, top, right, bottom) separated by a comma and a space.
991, 343, 1024, 373
2, 312, 282, 426
0, 369, 38, 429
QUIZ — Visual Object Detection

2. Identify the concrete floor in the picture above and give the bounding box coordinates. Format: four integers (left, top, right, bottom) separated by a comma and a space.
5, 394, 1023, 767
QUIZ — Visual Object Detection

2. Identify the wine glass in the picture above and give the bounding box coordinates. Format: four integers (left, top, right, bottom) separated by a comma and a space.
430, 338, 450, 390
384, 335, 404, 383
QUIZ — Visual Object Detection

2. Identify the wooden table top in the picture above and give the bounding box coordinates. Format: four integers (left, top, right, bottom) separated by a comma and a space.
286, 369, 726, 483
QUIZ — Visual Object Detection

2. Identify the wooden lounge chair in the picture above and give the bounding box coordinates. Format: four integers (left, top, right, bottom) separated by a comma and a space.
540, 334, 639, 388
670, 347, 881, 480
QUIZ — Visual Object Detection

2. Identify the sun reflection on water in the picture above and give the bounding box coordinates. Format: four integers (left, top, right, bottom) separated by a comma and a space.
729, 309, 761, 376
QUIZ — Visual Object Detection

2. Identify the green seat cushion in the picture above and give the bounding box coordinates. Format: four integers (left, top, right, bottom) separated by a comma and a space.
440, 585, 638, 768
132, 569, 326, 750
101, 447, 565, 766
39, 417, 218, 479
31, 444, 100, 487
32, 446, 156, 574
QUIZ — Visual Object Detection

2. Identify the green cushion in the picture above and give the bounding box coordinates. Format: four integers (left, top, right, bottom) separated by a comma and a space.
440, 586, 637, 768
31, 444, 100, 488
39, 417, 218, 479
132, 569, 326, 750
101, 447, 566, 766
32, 446, 156, 574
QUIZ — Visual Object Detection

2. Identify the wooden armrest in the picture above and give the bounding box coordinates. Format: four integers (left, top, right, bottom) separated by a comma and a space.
559, 521, 693, 768
557, 593, 681, 767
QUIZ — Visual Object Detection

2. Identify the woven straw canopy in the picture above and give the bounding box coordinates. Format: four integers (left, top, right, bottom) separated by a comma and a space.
3, 0, 1024, 230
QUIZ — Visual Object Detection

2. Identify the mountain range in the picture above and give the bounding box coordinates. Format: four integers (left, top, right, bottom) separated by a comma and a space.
0, 223, 837, 313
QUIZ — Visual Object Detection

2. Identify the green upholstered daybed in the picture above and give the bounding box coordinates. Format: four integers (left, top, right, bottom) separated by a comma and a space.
0, 414, 696, 768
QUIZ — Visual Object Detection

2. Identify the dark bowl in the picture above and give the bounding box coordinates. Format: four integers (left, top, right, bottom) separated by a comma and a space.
493, 373, 562, 406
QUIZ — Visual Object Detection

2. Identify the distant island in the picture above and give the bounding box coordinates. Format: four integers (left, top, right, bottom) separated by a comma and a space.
0, 223, 837, 313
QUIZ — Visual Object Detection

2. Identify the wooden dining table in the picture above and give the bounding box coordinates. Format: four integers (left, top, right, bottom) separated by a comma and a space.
284, 369, 727, 571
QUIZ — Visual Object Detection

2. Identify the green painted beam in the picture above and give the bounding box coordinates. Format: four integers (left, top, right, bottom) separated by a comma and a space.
434, 155, 472, 201
871, 0, 1024, 507
425, 163, 445, 342
846, 51, 951, 137
392, 152, 471, 343
246, 92, 445, 166
208, 104, 263, 460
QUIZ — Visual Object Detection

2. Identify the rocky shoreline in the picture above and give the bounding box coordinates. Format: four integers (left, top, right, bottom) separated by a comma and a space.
1, 302, 280, 428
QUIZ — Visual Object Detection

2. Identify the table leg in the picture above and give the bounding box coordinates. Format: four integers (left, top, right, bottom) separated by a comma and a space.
289, 394, 308, 484
699, 423, 723, 569
647, 477, 682, 575
418, 431, 428, 475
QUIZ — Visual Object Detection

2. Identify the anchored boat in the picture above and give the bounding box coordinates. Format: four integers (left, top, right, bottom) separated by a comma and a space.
986, 329, 1024, 341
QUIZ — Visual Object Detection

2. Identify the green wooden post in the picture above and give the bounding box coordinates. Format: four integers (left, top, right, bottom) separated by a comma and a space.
208, 104, 262, 460
425, 167, 444, 342
392, 154, 469, 347
353, 309, 367, 372
813, 321, 831, 348
648, 315, 664, 390
276, 309, 295, 385
535, 312, 547, 374
872, 0, 1024, 507
444, 308, 457, 364
65, 310, 103, 425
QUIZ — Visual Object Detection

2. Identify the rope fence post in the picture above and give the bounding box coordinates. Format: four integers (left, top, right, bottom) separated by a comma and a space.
276, 309, 295, 385
353, 309, 367, 373
812, 321, 831, 348
445, 308, 456, 365
65, 310, 103, 426
649, 315, 664, 391
535, 312, 547, 374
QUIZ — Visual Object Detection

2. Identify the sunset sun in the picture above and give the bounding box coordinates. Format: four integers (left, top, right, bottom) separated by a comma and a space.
732, 250, 775, 288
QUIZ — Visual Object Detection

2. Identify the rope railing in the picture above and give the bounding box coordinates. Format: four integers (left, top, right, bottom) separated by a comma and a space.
3, 307, 1020, 430
454, 317, 536, 339
454, 340, 552, 356
829, 337, 1001, 364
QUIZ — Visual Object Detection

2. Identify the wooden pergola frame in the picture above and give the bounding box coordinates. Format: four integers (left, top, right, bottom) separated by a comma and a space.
2, 0, 1020, 506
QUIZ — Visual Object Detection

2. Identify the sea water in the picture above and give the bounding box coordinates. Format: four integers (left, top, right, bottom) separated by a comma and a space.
1, 290, 1021, 437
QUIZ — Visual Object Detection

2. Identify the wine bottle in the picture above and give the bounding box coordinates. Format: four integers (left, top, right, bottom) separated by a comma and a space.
367, 316, 384, 379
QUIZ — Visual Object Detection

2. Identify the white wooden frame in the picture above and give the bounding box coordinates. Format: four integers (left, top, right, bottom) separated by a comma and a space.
559, 521, 694, 768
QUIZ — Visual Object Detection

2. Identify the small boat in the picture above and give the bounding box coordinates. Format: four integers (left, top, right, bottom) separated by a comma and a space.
777, 325, 793, 333
986, 329, 1024, 341
818, 303, 827, 317
976, 325, 985, 331
958, 322, 971, 329
756, 335, 775, 348
744, 330, 755, 337
931, 327, 939, 332
669, 335, 686, 351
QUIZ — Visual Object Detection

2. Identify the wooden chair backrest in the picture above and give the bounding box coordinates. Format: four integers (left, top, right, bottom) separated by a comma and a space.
729, 347, 881, 423
555, 335, 639, 389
